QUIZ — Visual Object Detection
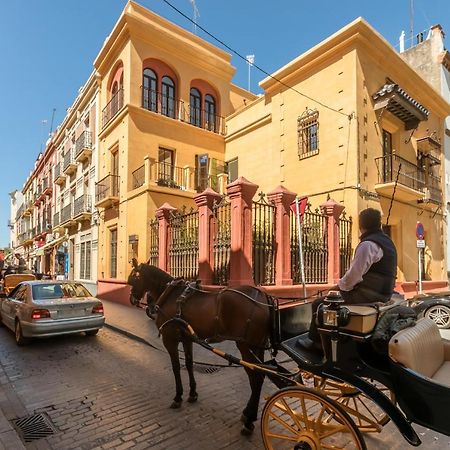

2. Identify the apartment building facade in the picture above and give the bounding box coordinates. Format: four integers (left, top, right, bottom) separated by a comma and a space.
51, 74, 99, 292
225, 18, 450, 286
93, 2, 254, 294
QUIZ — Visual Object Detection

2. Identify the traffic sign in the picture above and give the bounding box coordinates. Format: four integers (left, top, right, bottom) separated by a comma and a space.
416, 222, 425, 239
417, 239, 425, 248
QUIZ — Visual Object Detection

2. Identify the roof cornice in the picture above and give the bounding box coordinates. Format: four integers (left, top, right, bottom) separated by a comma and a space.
260, 18, 450, 117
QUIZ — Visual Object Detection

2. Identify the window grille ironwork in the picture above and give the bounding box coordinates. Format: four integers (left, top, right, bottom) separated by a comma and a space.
252, 192, 276, 285
290, 203, 328, 284
110, 229, 118, 278
168, 207, 199, 280
298, 109, 319, 159
339, 212, 353, 277
212, 197, 231, 285
148, 218, 159, 267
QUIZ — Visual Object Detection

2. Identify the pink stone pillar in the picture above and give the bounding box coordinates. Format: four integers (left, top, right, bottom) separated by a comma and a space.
227, 177, 258, 286
194, 187, 222, 284
267, 186, 297, 285
320, 199, 345, 284
156, 203, 176, 272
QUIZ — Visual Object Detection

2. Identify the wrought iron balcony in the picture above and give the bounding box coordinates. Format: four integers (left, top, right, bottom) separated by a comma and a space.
132, 165, 145, 189
54, 163, 66, 185
16, 204, 24, 220
53, 212, 60, 227
420, 174, 443, 207
73, 195, 92, 221
375, 154, 425, 202
75, 130, 93, 162
154, 162, 190, 190
141, 87, 226, 135
95, 174, 120, 207
60, 203, 75, 227
102, 88, 124, 128
63, 148, 77, 175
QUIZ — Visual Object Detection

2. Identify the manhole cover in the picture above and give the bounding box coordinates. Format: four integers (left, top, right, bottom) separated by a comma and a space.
12, 413, 56, 443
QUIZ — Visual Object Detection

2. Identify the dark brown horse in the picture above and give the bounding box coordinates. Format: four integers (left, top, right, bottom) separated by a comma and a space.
127, 260, 272, 434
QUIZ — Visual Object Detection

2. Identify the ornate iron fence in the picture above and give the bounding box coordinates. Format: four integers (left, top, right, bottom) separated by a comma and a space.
212, 197, 231, 285
148, 218, 159, 267
339, 212, 353, 277
252, 193, 276, 285
168, 207, 199, 280
291, 204, 328, 284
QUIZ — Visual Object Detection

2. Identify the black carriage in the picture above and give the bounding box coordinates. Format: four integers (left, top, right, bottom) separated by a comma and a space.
193, 292, 450, 449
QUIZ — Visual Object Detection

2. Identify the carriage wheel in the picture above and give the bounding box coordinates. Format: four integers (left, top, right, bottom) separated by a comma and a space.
302, 373, 394, 433
261, 386, 366, 450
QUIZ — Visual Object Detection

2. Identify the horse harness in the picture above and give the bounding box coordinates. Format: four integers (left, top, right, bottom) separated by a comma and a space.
155, 279, 275, 349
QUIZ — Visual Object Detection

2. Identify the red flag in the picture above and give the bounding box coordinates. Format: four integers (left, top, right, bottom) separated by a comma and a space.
290, 197, 308, 221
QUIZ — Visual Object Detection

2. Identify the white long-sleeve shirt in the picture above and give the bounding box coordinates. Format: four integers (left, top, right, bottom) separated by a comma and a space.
338, 241, 383, 292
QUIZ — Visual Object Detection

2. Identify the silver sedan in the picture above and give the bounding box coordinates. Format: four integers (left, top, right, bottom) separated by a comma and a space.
0, 281, 105, 345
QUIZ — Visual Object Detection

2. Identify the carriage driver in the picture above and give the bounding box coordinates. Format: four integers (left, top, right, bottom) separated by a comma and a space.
299, 207, 398, 352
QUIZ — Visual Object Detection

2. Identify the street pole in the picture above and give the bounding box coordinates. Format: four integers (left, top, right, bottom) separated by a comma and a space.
418, 247, 423, 294
295, 197, 307, 298
246, 55, 255, 92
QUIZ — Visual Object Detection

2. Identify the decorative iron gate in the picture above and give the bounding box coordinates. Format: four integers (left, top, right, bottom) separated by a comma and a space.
252, 193, 276, 285
339, 213, 353, 277
212, 197, 231, 285
148, 218, 159, 267
291, 204, 328, 284
168, 207, 199, 280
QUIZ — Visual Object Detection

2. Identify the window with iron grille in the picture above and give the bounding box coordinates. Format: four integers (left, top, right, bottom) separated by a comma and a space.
297, 109, 319, 159
110, 229, 117, 278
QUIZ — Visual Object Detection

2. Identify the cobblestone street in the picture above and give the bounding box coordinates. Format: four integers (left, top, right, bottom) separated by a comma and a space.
0, 320, 448, 449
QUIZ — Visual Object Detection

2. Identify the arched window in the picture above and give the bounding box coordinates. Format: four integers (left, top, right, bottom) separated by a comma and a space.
143, 69, 157, 112
190, 88, 202, 127
161, 76, 175, 118
111, 82, 120, 117
205, 94, 216, 132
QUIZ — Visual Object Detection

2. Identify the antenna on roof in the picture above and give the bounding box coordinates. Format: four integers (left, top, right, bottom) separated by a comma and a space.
49, 108, 56, 137
409, 0, 414, 48
189, 0, 200, 34
246, 54, 255, 92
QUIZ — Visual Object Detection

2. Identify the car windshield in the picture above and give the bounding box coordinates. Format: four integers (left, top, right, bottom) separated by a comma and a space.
32, 283, 92, 300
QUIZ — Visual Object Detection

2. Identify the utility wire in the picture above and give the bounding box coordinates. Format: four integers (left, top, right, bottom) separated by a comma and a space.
160, 0, 352, 118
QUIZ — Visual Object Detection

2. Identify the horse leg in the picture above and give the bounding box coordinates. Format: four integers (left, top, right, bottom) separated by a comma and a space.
236, 343, 265, 435
162, 333, 183, 409
182, 339, 198, 403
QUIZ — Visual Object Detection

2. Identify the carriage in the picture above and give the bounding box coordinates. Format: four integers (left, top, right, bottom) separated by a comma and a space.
127, 263, 450, 449
187, 292, 450, 449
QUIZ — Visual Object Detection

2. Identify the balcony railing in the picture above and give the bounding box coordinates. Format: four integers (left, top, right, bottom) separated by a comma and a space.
53, 212, 60, 227
375, 154, 425, 192
141, 87, 226, 135
16, 204, 24, 219
60, 204, 73, 224
75, 130, 92, 159
63, 148, 74, 171
154, 162, 189, 190
73, 195, 92, 217
427, 174, 442, 204
102, 88, 124, 128
132, 165, 145, 189
95, 174, 120, 204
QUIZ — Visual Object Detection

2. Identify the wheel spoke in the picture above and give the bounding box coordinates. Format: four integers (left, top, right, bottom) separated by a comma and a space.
265, 431, 299, 442
267, 410, 299, 436
318, 424, 347, 439
280, 397, 305, 431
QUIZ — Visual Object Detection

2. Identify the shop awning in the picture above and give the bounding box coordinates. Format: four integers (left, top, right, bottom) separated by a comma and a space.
372, 82, 429, 130
34, 236, 67, 256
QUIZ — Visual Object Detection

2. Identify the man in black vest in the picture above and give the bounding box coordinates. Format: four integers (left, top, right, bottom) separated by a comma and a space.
299, 208, 397, 351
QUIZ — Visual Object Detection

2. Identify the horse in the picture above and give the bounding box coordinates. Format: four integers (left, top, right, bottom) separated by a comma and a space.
127, 260, 272, 434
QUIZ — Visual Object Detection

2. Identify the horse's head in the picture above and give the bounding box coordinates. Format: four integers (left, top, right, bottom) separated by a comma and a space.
127, 258, 146, 306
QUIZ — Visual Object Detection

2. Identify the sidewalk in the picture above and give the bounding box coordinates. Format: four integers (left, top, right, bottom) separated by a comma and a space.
102, 299, 240, 366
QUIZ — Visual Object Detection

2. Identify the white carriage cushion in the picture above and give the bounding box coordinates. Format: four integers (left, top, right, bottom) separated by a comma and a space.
431, 362, 450, 386
389, 318, 444, 380
342, 305, 378, 334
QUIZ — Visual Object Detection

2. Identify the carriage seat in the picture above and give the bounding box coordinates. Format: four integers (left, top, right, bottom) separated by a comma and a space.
389, 318, 450, 387
339, 295, 405, 335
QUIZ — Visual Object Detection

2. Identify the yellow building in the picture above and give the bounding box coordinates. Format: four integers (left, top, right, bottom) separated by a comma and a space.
93, 2, 254, 288
225, 19, 450, 285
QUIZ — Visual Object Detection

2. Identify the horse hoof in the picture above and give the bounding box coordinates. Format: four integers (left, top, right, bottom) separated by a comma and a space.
170, 401, 182, 409
187, 395, 198, 403
240, 423, 254, 436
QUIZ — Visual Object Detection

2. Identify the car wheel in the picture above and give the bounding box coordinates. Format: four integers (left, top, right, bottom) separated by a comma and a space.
15, 321, 30, 346
85, 329, 99, 337
425, 305, 450, 329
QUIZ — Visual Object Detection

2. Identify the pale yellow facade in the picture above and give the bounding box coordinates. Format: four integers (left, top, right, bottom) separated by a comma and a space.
94, 2, 254, 281
226, 19, 450, 283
